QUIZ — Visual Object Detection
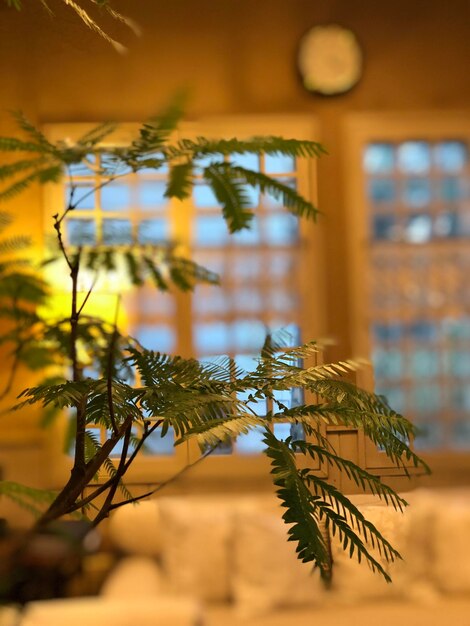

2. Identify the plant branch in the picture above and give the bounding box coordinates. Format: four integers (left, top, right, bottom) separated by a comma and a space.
76, 272, 99, 316
92, 421, 132, 525
107, 444, 217, 513
53, 212, 73, 271
70, 420, 162, 513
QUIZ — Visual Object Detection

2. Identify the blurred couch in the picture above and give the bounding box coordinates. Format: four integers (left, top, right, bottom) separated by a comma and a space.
8, 488, 470, 626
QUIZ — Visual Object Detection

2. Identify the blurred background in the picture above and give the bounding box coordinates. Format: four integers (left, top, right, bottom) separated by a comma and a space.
1, 0, 470, 527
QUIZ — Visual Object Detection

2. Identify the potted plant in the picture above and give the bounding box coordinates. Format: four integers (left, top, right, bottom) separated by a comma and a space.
0, 101, 428, 594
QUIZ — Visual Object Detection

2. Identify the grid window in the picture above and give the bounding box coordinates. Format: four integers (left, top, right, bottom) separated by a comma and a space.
364, 139, 470, 450
52, 122, 315, 460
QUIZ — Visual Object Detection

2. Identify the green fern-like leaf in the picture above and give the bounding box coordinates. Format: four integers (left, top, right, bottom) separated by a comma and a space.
168, 136, 327, 160
263, 428, 332, 583
0, 166, 62, 202
0, 137, 41, 152
77, 121, 117, 148
203, 163, 253, 232
165, 161, 194, 200
230, 165, 319, 220
0, 480, 58, 518
0, 157, 46, 182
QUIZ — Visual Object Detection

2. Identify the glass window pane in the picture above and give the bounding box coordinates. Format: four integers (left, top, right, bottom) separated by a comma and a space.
263, 179, 297, 210
143, 426, 175, 456
273, 422, 291, 440
192, 251, 225, 276
451, 420, 470, 450
409, 321, 438, 342
134, 324, 175, 353
412, 384, 441, 413
193, 184, 219, 208
236, 427, 266, 454
363, 144, 394, 174
101, 183, 131, 210
264, 213, 298, 245
138, 180, 168, 209
445, 350, 470, 377
373, 323, 404, 343
368, 179, 395, 203
231, 253, 262, 280
273, 388, 304, 410
67, 219, 96, 245
409, 349, 439, 378
439, 177, 462, 202
194, 215, 228, 247
269, 288, 296, 313
442, 318, 470, 340
234, 353, 259, 373
273, 422, 306, 443
434, 141, 467, 173
193, 285, 230, 315
270, 323, 301, 347
450, 384, 470, 411
138, 218, 168, 243
434, 211, 459, 238
231, 320, 266, 351
195, 322, 230, 353
397, 141, 431, 174
66, 184, 95, 210
109, 428, 137, 458
232, 288, 263, 313
231, 153, 260, 171
372, 348, 403, 379
413, 421, 443, 451
375, 386, 405, 414
405, 214, 432, 244
194, 155, 221, 176
265, 154, 295, 174
102, 219, 132, 245
403, 178, 431, 207
135, 289, 174, 315
372, 214, 397, 240
232, 219, 260, 246
268, 252, 293, 278
237, 390, 267, 416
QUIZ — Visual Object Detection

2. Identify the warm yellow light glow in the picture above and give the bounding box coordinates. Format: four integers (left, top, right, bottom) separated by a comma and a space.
39, 292, 128, 330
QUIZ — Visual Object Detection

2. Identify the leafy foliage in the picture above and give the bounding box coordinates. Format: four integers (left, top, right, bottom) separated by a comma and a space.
0, 100, 428, 584
4, 0, 139, 52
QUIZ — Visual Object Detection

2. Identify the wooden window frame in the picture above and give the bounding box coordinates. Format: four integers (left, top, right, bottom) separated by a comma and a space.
344, 111, 470, 483
42, 115, 326, 489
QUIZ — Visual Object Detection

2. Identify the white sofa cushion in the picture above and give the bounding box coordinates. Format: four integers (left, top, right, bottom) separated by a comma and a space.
432, 490, 470, 593
20, 597, 201, 626
107, 500, 161, 558
100, 556, 163, 598
232, 504, 325, 616
329, 502, 411, 602
158, 496, 245, 603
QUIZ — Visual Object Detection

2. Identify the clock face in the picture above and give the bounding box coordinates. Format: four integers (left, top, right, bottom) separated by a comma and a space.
298, 25, 363, 95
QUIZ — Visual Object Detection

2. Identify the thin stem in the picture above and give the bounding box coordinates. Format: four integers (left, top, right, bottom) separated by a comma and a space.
68, 172, 128, 213
76, 273, 99, 316
92, 421, 132, 525
107, 445, 217, 514
53, 213, 73, 272
106, 296, 121, 435
70, 421, 162, 512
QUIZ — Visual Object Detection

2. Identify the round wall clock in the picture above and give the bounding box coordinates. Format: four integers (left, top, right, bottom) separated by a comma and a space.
297, 24, 363, 96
